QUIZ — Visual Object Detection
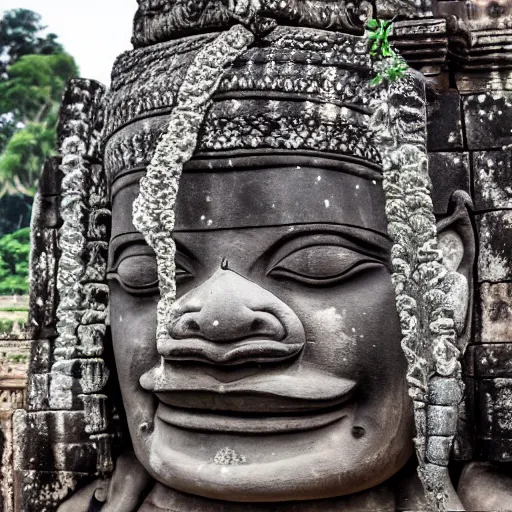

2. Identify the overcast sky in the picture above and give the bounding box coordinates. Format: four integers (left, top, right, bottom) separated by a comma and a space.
1, 1, 138, 85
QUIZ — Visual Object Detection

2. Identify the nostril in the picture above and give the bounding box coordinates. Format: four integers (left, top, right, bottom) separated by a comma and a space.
250, 318, 265, 332
248, 312, 286, 341
185, 319, 201, 333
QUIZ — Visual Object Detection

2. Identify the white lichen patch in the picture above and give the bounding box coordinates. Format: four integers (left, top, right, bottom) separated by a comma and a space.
313, 307, 354, 348
213, 447, 247, 465
475, 154, 512, 209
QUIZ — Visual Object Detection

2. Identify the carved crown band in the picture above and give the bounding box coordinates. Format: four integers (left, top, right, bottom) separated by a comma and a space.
103, 26, 381, 174
104, 95, 382, 181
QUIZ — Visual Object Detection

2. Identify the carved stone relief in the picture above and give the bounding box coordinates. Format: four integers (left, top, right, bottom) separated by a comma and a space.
9, 1, 512, 511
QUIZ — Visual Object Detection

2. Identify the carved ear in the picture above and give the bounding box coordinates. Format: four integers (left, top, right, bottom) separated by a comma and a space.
436, 191, 475, 346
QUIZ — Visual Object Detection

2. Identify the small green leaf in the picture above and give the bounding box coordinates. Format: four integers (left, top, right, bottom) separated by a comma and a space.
367, 18, 379, 29
371, 75, 383, 86
366, 18, 407, 85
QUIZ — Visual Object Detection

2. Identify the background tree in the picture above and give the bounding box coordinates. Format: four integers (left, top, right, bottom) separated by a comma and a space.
0, 8, 79, 299
0, 52, 77, 196
0, 9, 78, 239
0, 9, 63, 78
0, 227, 29, 295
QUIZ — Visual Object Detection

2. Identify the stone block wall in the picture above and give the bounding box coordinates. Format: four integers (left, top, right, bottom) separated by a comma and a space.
398, 4, 512, 463
12, 79, 111, 512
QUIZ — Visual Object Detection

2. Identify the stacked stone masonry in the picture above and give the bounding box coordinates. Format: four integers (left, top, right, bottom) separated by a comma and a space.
10, 79, 110, 512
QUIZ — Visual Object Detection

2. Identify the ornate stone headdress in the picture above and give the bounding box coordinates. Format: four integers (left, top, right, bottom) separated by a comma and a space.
16, 1, 469, 511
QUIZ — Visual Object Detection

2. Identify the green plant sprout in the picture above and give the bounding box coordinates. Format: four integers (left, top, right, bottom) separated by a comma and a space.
366, 18, 408, 86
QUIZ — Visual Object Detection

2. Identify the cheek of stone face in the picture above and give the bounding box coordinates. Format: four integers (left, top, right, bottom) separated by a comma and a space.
270, 268, 405, 383
108, 284, 160, 438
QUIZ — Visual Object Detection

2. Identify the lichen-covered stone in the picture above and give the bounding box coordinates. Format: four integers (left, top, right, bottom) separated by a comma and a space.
29, 339, 51, 374
476, 378, 512, 443
462, 92, 512, 150
48, 374, 74, 410
428, 377, 463, 406
473, 149, 512, 210
467, 343, 512, 378
426, 436, 452, 465
81, 242, 108, 282
27, 374, 49, 411
476, 211, 512, 282
14, 470, 89, 512
76, 325, 106, 357
368, 69, 460, 509
427, 405, 458, 436
28, 227, 58, 337
427, 90, 463, 152
79, 394, 108, 433
57, 79, 105, 161
14, 410, 94, 472
51, 359, 109, 394
478, 283, 512, 343
132, 0, 372, 49
428, 152, 470, 215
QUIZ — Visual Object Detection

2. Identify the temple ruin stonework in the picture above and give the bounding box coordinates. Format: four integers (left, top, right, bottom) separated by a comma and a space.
4, 0, 512, 510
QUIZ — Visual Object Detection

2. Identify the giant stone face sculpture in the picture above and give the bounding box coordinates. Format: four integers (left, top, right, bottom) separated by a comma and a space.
13, 1, 512, 512
92, 14, 458, 508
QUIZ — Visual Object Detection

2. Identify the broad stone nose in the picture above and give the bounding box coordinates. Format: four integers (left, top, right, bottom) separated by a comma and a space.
171, 271, 285, 343
161, 269, 305, 365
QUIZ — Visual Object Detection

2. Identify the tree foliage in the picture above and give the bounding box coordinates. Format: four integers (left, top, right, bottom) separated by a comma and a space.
0, 122, 56, 196
0, 53, 77, 124
0, 227, 30, 295
0, 9, 78, 204
0, 9, 63, 76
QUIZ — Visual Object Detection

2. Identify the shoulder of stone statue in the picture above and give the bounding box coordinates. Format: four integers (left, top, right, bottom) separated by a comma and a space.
458, 462, 512, 511
57, 450, 153, 512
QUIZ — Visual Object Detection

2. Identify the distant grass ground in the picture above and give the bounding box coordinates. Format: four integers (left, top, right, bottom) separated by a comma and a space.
0, 295, 29, 332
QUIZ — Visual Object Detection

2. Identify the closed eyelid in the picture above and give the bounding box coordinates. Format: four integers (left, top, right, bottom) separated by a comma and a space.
108, 243, 155, 273
267, 244, 385, 286
108, 234, 197, 272
263, 231, 391, 272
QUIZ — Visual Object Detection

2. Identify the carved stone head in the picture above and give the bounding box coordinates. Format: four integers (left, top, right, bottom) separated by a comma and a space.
97, 4, 475, 509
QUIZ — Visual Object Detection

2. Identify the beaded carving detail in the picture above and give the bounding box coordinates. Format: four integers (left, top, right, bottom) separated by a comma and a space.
132, 24, 255, 343
370, 72, 463, 511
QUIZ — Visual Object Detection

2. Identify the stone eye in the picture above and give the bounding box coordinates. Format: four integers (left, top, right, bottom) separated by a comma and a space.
116, 255, 159, 290
111, 253, 192, 294
269, 245, 382, 285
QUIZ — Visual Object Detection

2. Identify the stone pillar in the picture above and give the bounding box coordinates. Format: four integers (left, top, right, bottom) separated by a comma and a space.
13, 79, 111, 512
